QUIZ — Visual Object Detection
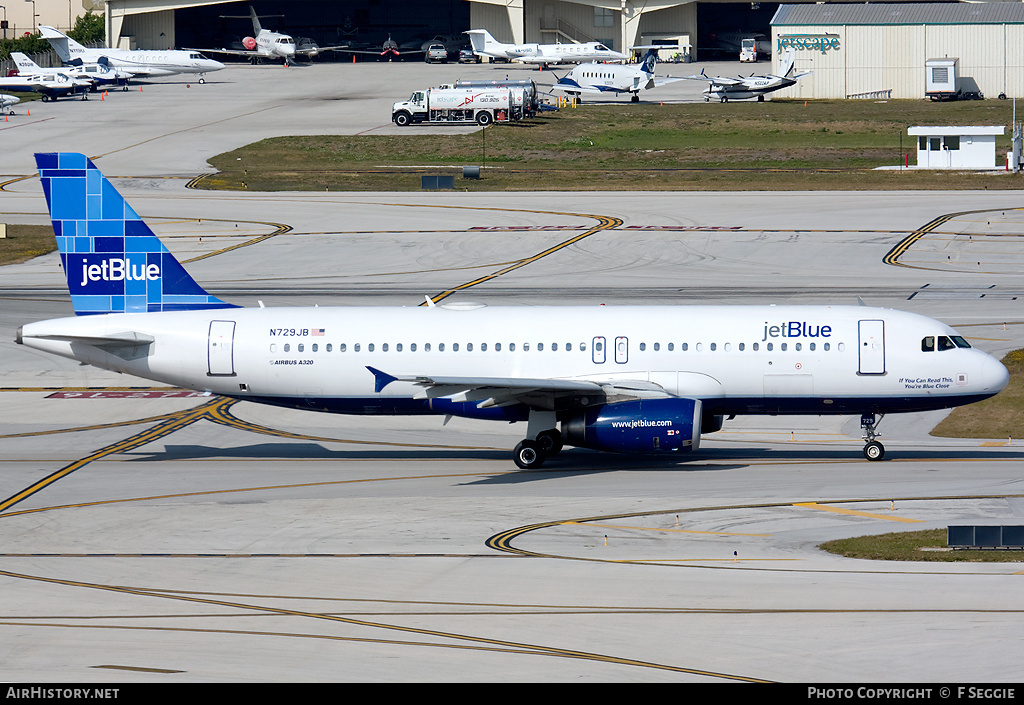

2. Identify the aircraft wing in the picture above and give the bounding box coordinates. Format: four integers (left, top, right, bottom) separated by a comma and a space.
195, 47, 260, 58
550, 82, 624, 94
681, 74, 745, 86
516, 56, 571, 65
297, 44, 352, 54
366, 367, 671, 409
335, 47, 426, 56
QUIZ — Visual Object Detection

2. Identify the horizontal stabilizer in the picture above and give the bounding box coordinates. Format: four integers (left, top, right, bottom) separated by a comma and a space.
28, 330, 155, 348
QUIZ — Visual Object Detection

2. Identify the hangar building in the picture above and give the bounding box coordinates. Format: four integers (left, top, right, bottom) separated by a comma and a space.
11, 0, 1024, 102
770, 3, 1024, 100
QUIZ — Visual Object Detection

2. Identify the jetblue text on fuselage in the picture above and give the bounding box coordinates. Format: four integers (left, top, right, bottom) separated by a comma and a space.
79, 258, 160, 287
762, 321, 832, 341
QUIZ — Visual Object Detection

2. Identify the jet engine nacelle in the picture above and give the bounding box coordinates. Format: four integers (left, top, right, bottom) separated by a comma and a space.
243, 36, 257, 51
562, 398, 702, 454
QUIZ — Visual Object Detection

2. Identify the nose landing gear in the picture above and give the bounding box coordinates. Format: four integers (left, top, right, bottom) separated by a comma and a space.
861, 413, 885, 461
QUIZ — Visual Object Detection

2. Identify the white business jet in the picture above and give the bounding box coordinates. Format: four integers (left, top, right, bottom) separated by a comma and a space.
685, 48, 809, 102
39, 25, 224, 83
552, 48, 683, 102
18, 153, 1009, 469
205, 7, 349, 66
466, 29, 627, 68
11, 52, 131, 92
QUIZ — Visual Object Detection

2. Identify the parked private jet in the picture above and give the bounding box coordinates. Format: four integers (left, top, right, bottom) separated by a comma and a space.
11, 52, 131, 91
335, 35, 426, 61
466, 29, 627, 67
203, 7, 349, 66
685, 48, 808, 102
18, 153, 1009, 469
552, 48, 683, 102
0, 71, 91, 101
39, 25, 224, 82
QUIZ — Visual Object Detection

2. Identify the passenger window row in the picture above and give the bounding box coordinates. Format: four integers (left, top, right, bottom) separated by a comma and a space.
636, 341, 836, 352
272, 342, 589, 354
268, 340, 844, 354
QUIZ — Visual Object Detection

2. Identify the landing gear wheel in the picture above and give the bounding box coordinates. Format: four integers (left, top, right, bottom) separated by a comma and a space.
199, 77, 205, 84
863, 440, 885, 461
513, 440, 546, 470
536, 429, 563, 456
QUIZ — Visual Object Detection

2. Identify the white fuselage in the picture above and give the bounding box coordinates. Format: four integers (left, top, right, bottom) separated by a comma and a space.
64, 46, 224, 78
18, 304, 1008, 421
467, 31, 626, 65
558, 63, 653, 95
255, 31, 297, 61
704, 77, 793, 101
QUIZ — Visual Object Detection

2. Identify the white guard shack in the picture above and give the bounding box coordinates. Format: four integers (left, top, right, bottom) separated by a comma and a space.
909, 126, 1004, 169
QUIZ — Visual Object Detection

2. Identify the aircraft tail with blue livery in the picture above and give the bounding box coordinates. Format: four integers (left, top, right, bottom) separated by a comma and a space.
36, 152, 237, 316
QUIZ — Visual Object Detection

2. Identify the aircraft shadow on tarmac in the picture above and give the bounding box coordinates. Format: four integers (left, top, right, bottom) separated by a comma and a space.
124, 442, 509, 462
120, 443, 1024, 473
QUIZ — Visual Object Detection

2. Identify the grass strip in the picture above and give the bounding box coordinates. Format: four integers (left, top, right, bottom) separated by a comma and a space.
199, 100, 1023, 192
0, 224, 56, 266
820, 528, 1024, 562
932, 349, 1024, 440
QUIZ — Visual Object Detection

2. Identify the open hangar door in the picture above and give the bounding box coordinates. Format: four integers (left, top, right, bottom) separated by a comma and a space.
174, 0, 470, 62
696, 2, 779, 60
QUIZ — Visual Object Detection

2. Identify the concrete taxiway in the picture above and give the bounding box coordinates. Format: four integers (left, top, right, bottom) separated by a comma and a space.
1, 61, 1024, 683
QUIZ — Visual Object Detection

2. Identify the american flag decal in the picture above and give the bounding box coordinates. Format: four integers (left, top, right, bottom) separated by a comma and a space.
311, 328, 325, 336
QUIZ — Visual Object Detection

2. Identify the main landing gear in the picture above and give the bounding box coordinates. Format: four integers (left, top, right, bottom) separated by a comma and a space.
861, 413, 885, 461
513, 411, 563, 469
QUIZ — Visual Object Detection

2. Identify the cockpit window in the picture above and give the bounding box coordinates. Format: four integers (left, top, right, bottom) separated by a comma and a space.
937, 336, 956, 351
921, 336, 934, 352
951, 336, 971, 349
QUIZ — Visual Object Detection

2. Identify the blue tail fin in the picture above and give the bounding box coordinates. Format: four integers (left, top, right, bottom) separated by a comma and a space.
35, 152, 238, 316
641, 48, 658, 74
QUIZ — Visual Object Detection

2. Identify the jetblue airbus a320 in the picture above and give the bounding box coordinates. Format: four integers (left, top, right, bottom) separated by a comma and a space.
16, 154, 1009, 468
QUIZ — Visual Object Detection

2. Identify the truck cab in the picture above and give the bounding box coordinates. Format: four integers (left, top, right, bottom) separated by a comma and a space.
393, 91, 426, 126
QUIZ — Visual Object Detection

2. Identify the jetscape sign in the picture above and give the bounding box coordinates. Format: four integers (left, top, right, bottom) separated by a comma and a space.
778, 34, 841, 54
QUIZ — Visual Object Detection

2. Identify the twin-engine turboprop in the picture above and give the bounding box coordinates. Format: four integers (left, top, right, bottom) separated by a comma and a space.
684, 48, 810, 102
17, 153, 1009, 469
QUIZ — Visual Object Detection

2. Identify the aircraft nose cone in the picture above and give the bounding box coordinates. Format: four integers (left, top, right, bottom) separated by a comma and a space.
986, 355, 1010, 393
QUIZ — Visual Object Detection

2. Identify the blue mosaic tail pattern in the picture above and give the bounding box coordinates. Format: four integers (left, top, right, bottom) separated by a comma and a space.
35, 152, 238, 316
